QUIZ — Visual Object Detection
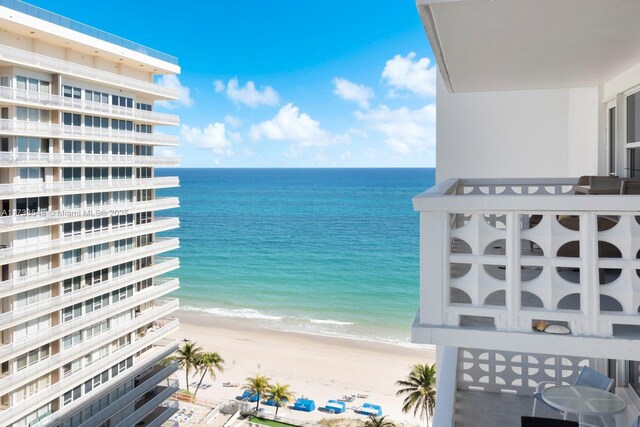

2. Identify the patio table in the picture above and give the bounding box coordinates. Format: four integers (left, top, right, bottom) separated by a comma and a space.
541, 385, 626, 426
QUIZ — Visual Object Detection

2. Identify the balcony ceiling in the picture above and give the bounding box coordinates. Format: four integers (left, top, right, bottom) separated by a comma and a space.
417, 0, 640, 92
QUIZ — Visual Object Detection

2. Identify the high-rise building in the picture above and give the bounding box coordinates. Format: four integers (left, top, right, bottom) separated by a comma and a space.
0, 1, 181, 426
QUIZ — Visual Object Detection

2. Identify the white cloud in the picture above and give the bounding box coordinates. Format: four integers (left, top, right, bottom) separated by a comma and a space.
332, 78, 374, 108
180, 123, 233, 154
355, 104, 436, 154
381, 52, 437, 98
250, 103, 342, 147
213, 80, 225, 93
156, 75, 193, 108
224, 115, 243, 128
217, 77, 280, 108
159, 148, 177, 158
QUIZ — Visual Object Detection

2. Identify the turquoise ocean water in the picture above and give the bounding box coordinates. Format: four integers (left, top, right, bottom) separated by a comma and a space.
155, 168, 435, 344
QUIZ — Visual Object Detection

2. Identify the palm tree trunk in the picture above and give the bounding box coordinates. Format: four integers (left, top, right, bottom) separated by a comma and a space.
275, 406, 279, 417
194, 369, 207, 397
185, 367, 190, 393
255, 395, 260, 412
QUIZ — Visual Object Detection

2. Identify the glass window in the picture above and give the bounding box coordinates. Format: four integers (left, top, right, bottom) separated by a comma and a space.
16, 76, 27, 91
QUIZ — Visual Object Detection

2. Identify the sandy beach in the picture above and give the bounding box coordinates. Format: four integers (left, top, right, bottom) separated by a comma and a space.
169, 310, 436, 425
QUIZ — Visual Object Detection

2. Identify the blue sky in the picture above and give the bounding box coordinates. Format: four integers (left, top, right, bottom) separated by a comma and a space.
29, 0, 436, 167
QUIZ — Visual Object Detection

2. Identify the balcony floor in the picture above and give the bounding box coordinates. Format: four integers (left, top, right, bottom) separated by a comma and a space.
454, 390, 607, 427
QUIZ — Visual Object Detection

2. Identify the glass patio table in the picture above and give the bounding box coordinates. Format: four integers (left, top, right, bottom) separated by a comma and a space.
542, 385, 626, 426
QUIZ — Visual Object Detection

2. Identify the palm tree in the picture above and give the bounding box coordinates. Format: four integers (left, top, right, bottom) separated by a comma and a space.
267, 383, 296, 417
395, 363, 436, 427
243, 374, 271, 412
364, 415, 395, 427
193, 351, 225, 397
175, 341, 203, 393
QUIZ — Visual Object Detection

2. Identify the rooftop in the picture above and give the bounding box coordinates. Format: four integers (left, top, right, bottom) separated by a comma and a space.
0, 0, 179, 73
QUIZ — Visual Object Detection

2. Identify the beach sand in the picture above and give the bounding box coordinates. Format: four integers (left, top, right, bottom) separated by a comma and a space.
169, 310, 436, 425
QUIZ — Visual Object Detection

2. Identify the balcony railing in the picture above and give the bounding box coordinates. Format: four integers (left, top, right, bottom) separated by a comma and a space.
0, 237, 179, 297
0, 87, 179, 125
114, 382, 180, 427
0, 258, 179, 327
412, 178, 640, 349
76, 361, 179, 427
0, 285, 179, 364
0, 43, 178, 99
0, 217, 178, 263
0, 316, 179, 395
0, 176, 179, 198
0, 151, 179, 167
0, 119, 179, 146
0, 197, 179, 231
0, 333, 180, 426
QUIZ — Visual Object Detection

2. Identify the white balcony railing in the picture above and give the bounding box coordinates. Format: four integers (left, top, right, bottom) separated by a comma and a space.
0, 43, 178, 99
0, 237, 179, 297
0, 293, 179, 363
38, 342, 179, 427
0, 197, 179, 231
0, 87, 179, 125
412, 177, 640, 347
0, 151, 179, 167
0, 176, 179, 198
0, 329, 180, 426
0, 258, 179, 327
0, 119, 179, 146
0, 217, 178, 263
114, 381, 180, 427
0, 316, 179, 396
76, 361, 179, 427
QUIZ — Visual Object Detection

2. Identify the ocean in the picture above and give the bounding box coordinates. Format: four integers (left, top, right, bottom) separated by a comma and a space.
155, 168, 435, 344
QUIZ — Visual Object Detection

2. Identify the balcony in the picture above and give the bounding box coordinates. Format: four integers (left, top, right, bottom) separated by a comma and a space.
0, 237, 179, 297
0, 176, 179, 198
114, 383, 179, 427
0, 286, 179, 363
0, 317, 179, 396
412, 177, 640, 360
76, 360, 179, 427
0, 87, 179, 125
0, 197, 179, 231
0, 43, 178, 99
0, 151, 179, 167
0, 216, 179, 263
0, 335, 180, 427
0, 119, 179, 146
0, 258, 179, 327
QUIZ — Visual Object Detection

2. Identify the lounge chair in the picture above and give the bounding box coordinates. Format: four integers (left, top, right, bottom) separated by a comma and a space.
621, 180, 640, 194
532, 366, 614, 419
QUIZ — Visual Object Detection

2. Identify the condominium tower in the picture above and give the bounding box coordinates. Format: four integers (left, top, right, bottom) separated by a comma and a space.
0, 1, 181, 426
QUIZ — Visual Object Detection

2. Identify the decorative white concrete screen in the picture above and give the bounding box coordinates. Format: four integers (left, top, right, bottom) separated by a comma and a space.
413, 178, 640, 338
458, 347, 592, 395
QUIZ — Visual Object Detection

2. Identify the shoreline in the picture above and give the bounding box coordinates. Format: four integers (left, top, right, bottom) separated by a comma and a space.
169, 310, 436, 424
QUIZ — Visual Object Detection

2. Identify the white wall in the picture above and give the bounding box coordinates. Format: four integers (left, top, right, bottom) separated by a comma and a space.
436, 72, 601, 181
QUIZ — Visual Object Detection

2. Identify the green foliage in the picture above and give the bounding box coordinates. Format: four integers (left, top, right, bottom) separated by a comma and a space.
395, 363, 436, 426
175, 341, 203, 392
267, 382, 296, 416
363, 415, 395, 427
244, 374, 272, 412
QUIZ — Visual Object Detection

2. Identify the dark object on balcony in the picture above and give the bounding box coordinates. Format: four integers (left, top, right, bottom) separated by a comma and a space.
521, 416, 578, 427
621, 180, 640, 194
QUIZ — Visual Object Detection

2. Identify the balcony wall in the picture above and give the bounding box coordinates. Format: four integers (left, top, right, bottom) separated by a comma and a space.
0, 119, 179, 146
0, 43, 178, 99
412, 178, 640, 359
0, 86, 179, 125
0, 151, 179, 167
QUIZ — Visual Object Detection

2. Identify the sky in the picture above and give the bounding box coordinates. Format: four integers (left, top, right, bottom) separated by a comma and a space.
28, 0, 437, 167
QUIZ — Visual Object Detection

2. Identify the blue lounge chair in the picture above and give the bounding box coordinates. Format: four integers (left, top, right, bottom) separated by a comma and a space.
240, 390, 260, 402
358, 403, 382, 416
323, 400, 345, 414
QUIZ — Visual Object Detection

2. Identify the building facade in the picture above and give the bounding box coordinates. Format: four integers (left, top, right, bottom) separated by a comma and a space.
0, 1, 181, 426
413, 0, 640, 425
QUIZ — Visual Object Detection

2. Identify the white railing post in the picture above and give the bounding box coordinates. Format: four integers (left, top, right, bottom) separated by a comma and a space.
420, 211, 450, 325
580, 212, 600, 335
505, 212, 522, 330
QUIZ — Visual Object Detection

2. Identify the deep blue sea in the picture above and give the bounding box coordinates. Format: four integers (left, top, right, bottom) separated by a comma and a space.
155, 168, 435, 344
